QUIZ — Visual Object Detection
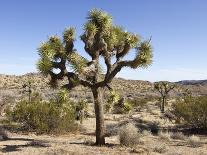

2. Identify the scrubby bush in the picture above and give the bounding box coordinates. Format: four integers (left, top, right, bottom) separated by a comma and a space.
170, 132, 186, 140
172, 95, 207, 129
187, 135, 202, 147
118, 123, 142, 146
153, 144, 168, 154
6, 90, 77, 134
159, 131, 171, 141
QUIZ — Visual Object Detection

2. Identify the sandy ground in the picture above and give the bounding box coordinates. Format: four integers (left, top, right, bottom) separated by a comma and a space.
0, 102, 207, 155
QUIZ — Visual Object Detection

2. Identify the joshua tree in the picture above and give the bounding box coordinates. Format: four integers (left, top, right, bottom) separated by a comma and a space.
37, 9, 153, 145
22, 80, 32, 102
154, 81, 175, 113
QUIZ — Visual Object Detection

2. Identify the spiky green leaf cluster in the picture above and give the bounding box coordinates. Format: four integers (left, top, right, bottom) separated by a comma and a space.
88, 9, 112, 30
37, 58, 53, 75
37, 36, 65, 75
63, 27, 75, 43
133, 41, 153, 68
57, 88, 69, 104
69, 52, 88, 73
84, 22, 98, 37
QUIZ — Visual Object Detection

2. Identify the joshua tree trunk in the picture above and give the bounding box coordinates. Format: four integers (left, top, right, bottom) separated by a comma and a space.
92, 88, 105, 145
161, 96, 166, 113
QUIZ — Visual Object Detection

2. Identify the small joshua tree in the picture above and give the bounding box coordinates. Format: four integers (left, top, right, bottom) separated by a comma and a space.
37, 9, 153, 145
22, 80, 32, 102
154, 81, 175, 113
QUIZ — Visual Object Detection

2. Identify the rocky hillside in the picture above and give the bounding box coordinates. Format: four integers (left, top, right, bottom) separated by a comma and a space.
0, 73, 206, 102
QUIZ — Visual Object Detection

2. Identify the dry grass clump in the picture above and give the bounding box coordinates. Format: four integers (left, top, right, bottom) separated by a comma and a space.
118, 123, 142, 146
159, 131, 171, 141
187, 135, 202, 147
153, 144, 168, 153
170, 132, 186, 140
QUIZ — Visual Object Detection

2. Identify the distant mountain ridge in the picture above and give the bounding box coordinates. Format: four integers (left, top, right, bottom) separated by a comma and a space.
176, 80, 207, 85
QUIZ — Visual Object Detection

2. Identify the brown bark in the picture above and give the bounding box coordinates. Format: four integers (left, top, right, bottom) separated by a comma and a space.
92, 88, 105, 145
161, 96, 166, 113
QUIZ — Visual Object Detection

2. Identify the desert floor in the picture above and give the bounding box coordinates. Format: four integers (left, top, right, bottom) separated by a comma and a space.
0, 102, 207, 155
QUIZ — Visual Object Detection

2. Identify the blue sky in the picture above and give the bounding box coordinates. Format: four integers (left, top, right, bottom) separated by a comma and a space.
0, 0, 207, 82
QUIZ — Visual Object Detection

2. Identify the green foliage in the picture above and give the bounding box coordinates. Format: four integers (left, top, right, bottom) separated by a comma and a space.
113, 100, 132, 114
134, 40, 153, 68
172, 95, 207, 129
104, 90, 120, 113
63, 27, 75, 43
87, 8, 112, 31
105, 91, 133, 114
6, 91, 77, 134
69, 52, 88, 73
75, 99, 88, 112
121, 101, 132, 113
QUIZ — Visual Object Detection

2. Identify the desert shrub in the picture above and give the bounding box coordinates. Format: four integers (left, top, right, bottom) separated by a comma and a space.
6, 100, 77, 133
30, 92, 43, 102
153, 144, 168, 153
187, 135, 202, 147
6, 90, 77, 134
170, 132, 186, 140
119, 123, 142, 146
159, 131, 171, 141
172, 95, 207, 129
